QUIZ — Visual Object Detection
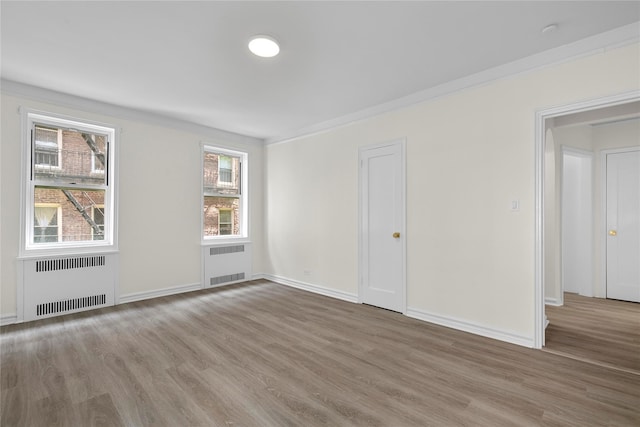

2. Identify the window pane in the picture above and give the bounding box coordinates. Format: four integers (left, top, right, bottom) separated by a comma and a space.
203, 152, 239, 194
204, 196, 239, 237
33, 125, 106, 185
34, 206, 58, 243
92, 206, 105, 241
219, 156, 233, 183
34, 126, 60, 167
33, 187, 106, 244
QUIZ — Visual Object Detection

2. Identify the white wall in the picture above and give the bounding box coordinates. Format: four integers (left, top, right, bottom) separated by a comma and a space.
561, 150, 593, 296
544, 129, 562, 305
264, 43, 639, 345
0, 92, 264, 318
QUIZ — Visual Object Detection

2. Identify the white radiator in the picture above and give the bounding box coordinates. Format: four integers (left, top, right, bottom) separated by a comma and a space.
21, 253, 117, 322
202, 243, 252, 288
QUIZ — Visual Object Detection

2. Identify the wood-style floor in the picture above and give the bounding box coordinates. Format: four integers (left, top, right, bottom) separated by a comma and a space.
545, 292, 640, 374
1, 280, 639, 426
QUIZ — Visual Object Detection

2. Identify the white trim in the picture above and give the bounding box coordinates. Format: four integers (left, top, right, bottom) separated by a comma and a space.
561, 146, 594, 158
600, 146, 640, 300
118, 282, 201, 305
266, 23, 640, 145
263, 274, 358, 303
1, 314, 18, 326
2, 79, 262, 146
406, 306, 535, 348
545, 297, 562, 307
534, 91, 640, 349
16, 248, 119, 261
201, 239, 252, 247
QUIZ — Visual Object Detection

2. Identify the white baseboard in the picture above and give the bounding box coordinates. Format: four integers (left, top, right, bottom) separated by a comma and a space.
0, 314, 18, 326
406, 306, 535, 348
118, 283, 202, 305
261, 273, 358, 303
260, 273, 533, 348
545, 314, 550, 330
545, 297, 562, 306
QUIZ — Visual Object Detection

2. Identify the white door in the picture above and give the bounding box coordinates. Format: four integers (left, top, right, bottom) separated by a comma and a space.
359, 140, 406, 313
606, 149, 640, 302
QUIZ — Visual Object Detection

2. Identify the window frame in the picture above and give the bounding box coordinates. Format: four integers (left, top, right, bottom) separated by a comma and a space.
201, 144, 248, 243
20, 109, 118, 257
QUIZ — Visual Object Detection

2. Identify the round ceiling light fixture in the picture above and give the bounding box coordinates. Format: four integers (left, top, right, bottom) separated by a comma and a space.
248, 35, 280, 58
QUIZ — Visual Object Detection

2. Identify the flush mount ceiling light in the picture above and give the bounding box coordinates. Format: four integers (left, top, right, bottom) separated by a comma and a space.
541, 23, 558, 34
248, 35, 280, 58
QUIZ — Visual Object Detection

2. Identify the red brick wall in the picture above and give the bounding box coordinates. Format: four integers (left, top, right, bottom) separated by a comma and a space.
34, 128, 106, 242
35, 188, 105, 242
203, 152, 242, 236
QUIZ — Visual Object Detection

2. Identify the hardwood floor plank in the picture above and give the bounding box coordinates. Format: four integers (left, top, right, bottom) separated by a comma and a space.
2, 280, 639, 426
545, 293, 640, 373
76, 393, 125, 427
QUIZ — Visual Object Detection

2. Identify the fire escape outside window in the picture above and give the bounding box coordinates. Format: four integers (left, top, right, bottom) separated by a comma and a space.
202, 146, 247, 239
22, 111, 117, 253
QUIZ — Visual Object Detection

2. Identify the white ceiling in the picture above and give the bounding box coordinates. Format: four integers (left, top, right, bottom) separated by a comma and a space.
2, 1, 639, 142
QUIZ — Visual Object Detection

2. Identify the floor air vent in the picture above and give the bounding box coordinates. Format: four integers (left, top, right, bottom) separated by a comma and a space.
37, 294, 106, 316
203, 243, 251, 288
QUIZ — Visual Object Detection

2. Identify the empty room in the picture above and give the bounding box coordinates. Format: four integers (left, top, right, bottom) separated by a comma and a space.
1, 1, 639, 426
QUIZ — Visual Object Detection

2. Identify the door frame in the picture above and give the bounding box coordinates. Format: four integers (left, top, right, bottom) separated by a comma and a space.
534, 90, 640, 349
358, 138, 407, 313
601, 146, 640, 299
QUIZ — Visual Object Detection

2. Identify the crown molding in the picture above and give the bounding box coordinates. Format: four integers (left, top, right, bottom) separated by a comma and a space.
265, 21, 640, 145
0, 79, 264, 146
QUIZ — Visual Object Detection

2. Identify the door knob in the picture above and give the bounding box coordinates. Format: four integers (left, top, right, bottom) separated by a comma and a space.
608, 230, 617, 236
393, 232, 401, 238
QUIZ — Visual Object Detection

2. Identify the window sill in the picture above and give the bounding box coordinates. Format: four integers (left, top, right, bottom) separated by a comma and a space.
18, 246, 119, 261
201, 238, 251, 247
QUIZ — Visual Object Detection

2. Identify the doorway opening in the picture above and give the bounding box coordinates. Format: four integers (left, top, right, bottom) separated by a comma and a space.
535, 92, 640, 355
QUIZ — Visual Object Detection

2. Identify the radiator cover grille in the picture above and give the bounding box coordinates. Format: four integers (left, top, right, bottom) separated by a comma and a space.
36, 255, 106, 272
210, 245, 245, 256
210, 273, 245, 286
37, 294, 106, 316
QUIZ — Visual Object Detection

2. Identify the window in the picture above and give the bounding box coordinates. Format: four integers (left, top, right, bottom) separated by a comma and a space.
218, 155, 233, 185
89, 134, 106, 173
218, 209, 233, 235
202, 146, 247, 239
91, 205, 105, 241
34, 126, 61, 168
23, 110, 116, 253
34, 204, 60, 243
